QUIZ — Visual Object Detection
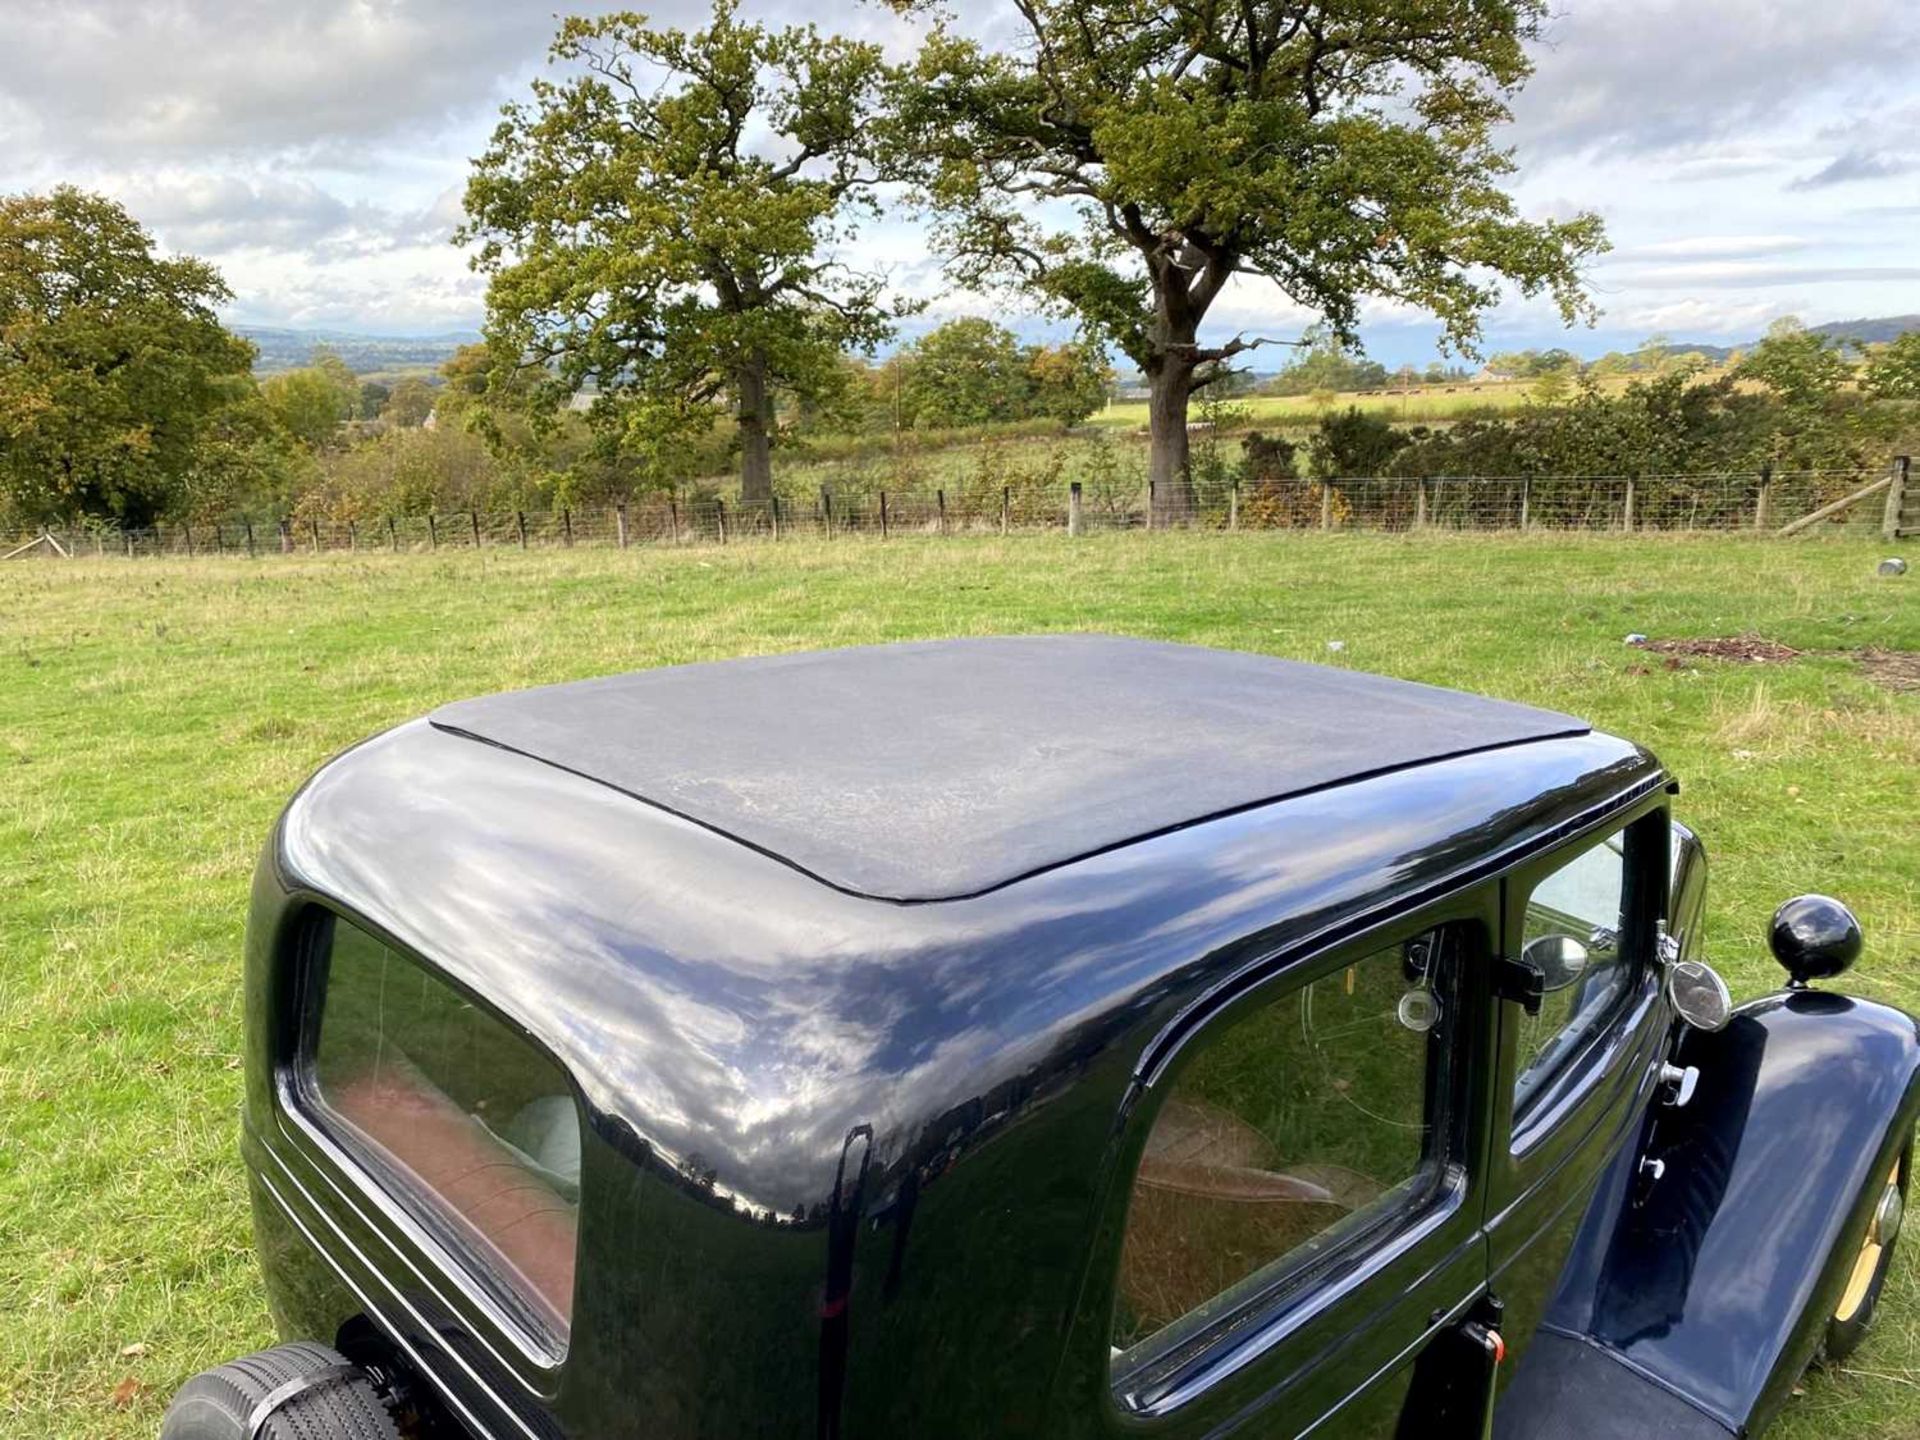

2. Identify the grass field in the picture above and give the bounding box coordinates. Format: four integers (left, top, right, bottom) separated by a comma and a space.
1090, 369, 1686, 432
1, 533, 1915, 1437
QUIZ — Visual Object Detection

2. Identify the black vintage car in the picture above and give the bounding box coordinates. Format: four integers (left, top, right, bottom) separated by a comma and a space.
165, 637, 1914, 1440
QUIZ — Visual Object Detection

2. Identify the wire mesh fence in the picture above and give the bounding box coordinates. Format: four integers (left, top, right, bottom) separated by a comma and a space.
6, 463, 1907, 560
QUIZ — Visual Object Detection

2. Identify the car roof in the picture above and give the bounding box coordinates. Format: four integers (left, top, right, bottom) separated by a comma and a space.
429, 636, 1588, 903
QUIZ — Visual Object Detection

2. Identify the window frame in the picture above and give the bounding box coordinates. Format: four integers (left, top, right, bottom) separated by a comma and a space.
276, 902, 585, 1370
1504, 810, 1666, 1157
1108, 898, 1493, 1416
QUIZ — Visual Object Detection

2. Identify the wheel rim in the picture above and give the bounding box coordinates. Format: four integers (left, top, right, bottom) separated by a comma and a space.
1836, 1156, 1906, 1325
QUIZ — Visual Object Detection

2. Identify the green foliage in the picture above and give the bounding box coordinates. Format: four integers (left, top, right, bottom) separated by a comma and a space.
863, 318, 1115, 430
1310, 407, 1407, 479
1264, 327, 1389, 397
898, 318, 1031, 428
887, 0, 1607, 514
260, 357, 357, 452
383, 375, 437, 428
1384, 359, 1894, 487
1736, 318, 1850, 412
1863, 332, 1920, 402
459, 2, 906, 503
0, 187, 256, 527
1490, 347, 1583, 380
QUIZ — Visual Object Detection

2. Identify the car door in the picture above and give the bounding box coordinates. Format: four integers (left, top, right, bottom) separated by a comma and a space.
1096, 887, 1502, 1439
1483, 802, 1674, 1370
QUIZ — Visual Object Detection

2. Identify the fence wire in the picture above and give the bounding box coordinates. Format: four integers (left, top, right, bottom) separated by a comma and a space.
7, 466, 1904, 560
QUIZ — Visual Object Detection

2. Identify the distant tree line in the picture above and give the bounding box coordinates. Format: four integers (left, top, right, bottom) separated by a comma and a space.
7, 3, 1920, 534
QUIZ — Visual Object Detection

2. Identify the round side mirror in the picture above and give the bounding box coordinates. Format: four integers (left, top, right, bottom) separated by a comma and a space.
1667, 959, 1733, 1032
1522, 933, 1590, 993
1770, 894, 1863, 988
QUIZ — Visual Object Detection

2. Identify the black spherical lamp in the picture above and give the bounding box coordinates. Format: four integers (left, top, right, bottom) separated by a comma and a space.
1770, 894, 1864, 988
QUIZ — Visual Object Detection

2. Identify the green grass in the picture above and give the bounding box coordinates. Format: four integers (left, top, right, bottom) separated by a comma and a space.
1, 533, 1915, 1437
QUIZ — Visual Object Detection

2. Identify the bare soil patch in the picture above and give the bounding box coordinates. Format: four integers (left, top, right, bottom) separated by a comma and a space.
1859, 649, 1920, 695
1629, 635, 1801, 664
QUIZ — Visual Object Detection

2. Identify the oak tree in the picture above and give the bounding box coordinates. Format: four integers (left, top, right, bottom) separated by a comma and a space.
0, 187, 254, 527
460, 3, 903, 506
887, 0, 1607, 521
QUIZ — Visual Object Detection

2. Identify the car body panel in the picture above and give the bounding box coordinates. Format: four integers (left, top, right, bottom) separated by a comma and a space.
245, 713, 1662, 1439
1499, 990, 1920, 1437
230, 646, 1912, 1440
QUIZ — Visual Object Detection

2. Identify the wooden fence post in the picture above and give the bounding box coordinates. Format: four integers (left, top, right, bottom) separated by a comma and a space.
771, 495, 782, 541
1885, 456, 1910, 540
616, 503, 629, 549
1624, 477, 1637, 533
1068, 481, 1083, 536
1520, 477, 1532, 532
1229, 481, 1240, 532
879, 491, 889, 540
470, 511, 481, 548
1415, 480, 1428, 529
1755, 463, 1773, 530
183, 521, 194, 557
244, 519, 256, 557
716, 498, 728, 545
563, 508, 573, 547
428, 514, 438, 550
821, 487, 833, 538
1001, 486, 1011, 535
279, 518, 292, 553
386, 516, 397, 551
669, 496, 680, 544
937, 488, 947, 534
1145, 479, 1154, 532
517, 511, 528, 549
1320, 484, 1334, 532
214, 524, 225, 555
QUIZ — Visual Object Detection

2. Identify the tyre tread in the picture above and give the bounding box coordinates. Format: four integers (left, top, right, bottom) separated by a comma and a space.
161, 1342, 402, 1440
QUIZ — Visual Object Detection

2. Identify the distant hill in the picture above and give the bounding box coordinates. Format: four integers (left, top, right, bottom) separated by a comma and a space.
1808, 314, 1920, 350
235, 326, 480, 375
1663, 314, 1920, 364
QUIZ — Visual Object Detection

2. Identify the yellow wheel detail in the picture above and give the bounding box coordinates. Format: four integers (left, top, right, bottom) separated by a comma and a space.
1836, 1160, 1904, 1325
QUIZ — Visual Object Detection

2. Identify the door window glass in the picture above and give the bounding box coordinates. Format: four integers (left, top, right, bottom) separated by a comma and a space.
1514, 834, 1632, 1113
1113, 928, 1460, 1374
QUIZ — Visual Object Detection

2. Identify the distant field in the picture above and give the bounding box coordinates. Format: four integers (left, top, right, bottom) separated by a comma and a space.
1, 534, 1915, 1437
1092, 370, 1693, 432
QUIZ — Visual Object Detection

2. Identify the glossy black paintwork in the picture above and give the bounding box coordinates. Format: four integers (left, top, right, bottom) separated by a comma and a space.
242, 718, 1671, 1440
1770, 894, 1865, 986
1533, 989, 1920, 1434
244, 707, 1920, 1440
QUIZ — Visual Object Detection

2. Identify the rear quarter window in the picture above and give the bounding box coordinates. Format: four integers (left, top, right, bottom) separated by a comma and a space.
301, 913, 582, 1348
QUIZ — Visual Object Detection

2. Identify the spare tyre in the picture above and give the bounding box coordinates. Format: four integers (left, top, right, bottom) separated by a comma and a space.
160, 1341, 401, 1440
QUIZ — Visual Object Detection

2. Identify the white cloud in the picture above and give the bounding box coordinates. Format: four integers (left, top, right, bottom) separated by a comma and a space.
1615, 236, 1809, 260
1, 0, 1915, 350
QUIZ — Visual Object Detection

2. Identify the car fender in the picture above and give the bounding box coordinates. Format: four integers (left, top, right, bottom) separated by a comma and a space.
1501, 988, 1920, 1437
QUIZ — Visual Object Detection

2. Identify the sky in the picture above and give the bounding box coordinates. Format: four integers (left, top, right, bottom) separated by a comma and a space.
0, 0, 1915, 368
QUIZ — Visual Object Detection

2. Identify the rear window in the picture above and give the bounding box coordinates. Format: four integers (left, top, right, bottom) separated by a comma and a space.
304, 914, 582, 1347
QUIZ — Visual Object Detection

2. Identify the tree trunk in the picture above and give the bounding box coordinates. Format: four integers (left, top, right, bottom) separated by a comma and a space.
736, 352, 775, 509
1147, 355, 1197, 526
